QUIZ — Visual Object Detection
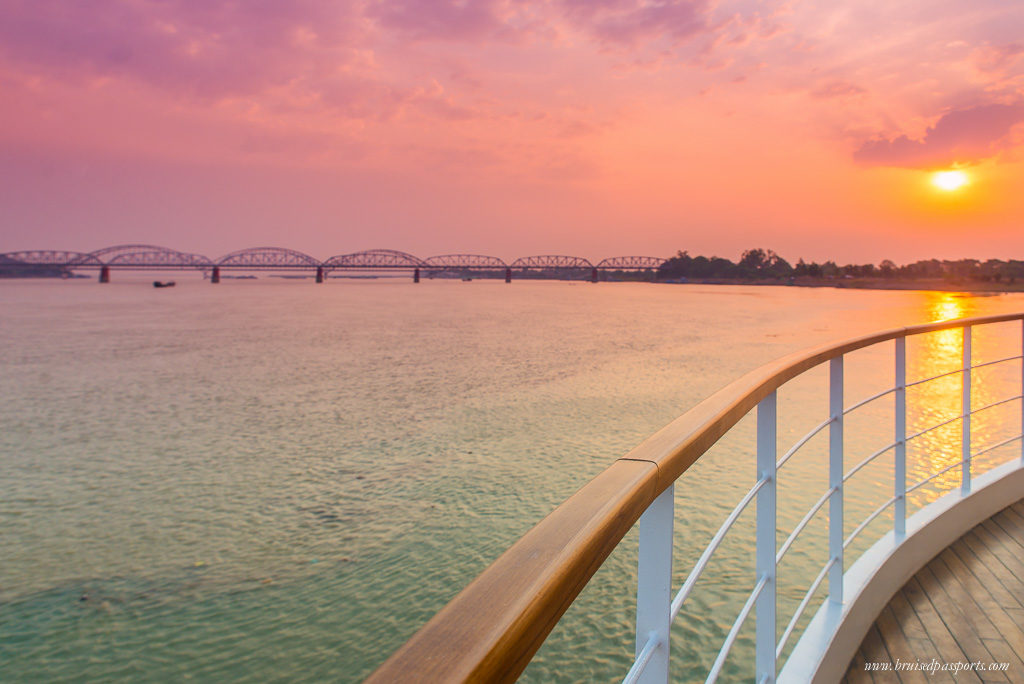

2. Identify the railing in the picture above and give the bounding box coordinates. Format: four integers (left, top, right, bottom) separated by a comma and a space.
367, 313, 1024, 683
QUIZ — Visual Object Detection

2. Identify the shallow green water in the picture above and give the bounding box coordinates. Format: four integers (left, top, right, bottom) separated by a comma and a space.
2, 278, 1021, 681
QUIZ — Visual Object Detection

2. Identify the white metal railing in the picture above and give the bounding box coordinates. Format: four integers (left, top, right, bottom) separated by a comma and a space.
368, 315, 1024, 684
622, 319, 1024, 683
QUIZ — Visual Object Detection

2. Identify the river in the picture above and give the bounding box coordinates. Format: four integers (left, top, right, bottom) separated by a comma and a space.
2, 277, 1022, 681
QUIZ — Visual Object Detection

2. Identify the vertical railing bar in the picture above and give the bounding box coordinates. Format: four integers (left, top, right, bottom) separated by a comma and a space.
829, 357, 844, 605
1021, 320, 1023, 465
895, 337, 906, 538
756, 392, 777, 683
634, 483, 674, 684
962, 326, 972, 495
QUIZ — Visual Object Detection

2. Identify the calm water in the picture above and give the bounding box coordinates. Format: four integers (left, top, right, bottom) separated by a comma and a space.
2, 277, 1022, 681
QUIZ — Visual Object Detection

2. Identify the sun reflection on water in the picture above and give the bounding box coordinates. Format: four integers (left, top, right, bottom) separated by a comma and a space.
905, 293, 994, 505
906, 294, 968, 502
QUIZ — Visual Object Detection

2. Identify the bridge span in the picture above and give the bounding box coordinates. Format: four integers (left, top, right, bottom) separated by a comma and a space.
1, 245, 671, 283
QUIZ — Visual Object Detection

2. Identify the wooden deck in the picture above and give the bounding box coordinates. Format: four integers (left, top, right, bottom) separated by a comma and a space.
844, 500, 1024, 683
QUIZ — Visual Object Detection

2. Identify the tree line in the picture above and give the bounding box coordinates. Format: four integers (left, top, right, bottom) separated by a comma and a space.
657, 249, 1024, 284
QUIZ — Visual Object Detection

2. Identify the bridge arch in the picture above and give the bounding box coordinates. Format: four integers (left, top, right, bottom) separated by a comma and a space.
510, 255, 594, 269
424, 254, 508, 269
216, 247, 321, 268
322, 249, 425, 269
596, 256, 666, 270
89, 244, 184, 262
103, 247, 213, 268
1, 250, 104, 267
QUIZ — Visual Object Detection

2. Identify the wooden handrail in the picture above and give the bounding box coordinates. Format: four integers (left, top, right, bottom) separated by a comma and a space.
366, 313, 1024, 682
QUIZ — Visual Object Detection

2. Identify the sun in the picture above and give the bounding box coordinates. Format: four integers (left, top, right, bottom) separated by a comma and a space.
931, 170, 969, 191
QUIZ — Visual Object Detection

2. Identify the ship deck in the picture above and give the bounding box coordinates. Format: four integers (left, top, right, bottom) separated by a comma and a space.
844, 499, 1024, 683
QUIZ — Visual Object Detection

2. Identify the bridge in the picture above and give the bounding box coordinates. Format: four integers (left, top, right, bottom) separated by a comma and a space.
0, 245, 670, 283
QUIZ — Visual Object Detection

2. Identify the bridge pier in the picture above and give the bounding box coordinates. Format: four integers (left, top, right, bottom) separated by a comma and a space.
591, 267, 598, 283
505, 268, 512, 283
211, 266, 220, 284
414, 268, 420, 283
99, 265, 110, 283
316, 266, 324, 283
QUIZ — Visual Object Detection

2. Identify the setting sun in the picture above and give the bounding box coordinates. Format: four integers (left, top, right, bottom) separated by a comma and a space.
932, 169, 969, 191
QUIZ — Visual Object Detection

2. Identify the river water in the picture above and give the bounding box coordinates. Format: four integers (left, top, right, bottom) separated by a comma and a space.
2, 277, 1022, 681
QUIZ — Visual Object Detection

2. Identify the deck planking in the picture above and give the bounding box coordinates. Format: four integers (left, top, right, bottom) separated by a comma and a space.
843, 500, 1024, 683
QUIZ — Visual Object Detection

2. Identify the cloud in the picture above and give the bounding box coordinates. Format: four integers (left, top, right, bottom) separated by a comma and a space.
853, 102, 1024, 168
365, 0, 520, 43
810, 80, 865, 99
971, 42, 1024, 73
0, 0, 744, 110
0, 0, 494, 126
557, 0, 713, 48
366, 0, 719, 51
0, 0, 727, 125
0, 0, 363, 97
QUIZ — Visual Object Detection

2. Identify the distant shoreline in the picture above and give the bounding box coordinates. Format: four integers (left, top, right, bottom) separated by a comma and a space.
5, 271, 1024, 294
663, 276, 1024, 294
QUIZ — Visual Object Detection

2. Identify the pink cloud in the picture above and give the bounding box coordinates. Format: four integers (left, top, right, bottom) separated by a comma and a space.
366, 0, 520, 43
971, 42, 1024, 73
811, 80, 865, 100
557, 0, 713, 48
0, 0, 506, 128
853, 102, 1024, 168
363, 0, 725, 54
0, 0, 362, 97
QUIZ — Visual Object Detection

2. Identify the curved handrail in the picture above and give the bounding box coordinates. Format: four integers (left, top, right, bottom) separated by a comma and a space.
367, 312, 1024, 682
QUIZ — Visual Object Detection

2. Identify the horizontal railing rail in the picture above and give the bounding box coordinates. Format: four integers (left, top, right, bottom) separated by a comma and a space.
367, 313, 1024, 683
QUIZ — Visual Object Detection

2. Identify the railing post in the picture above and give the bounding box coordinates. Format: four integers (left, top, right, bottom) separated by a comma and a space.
894, 337, 906, 538
962, 326, 972, 495
829, 357, 844, 605
1021, 320, 1023, 465
756, 391, 777, 683
635, 483, 674, 684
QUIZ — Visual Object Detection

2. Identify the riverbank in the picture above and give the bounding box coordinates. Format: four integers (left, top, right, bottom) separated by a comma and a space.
663, 276, 1024, 294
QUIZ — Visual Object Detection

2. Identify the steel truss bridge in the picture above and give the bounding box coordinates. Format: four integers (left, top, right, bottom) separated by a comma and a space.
1, 245, 669, 282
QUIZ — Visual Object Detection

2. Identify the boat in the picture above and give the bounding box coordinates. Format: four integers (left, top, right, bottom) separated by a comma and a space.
153, 281, 176, 288
368, 313, 1024, 682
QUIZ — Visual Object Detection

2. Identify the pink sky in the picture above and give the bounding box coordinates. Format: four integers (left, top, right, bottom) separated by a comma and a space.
1, 0, 1023, 264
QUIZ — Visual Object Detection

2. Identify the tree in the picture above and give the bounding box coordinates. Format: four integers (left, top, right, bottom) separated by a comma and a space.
658, 251, 693, 279
738, 248, 791, 278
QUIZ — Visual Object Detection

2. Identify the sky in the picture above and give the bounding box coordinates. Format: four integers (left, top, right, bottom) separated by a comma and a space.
1, 0, 1023, 264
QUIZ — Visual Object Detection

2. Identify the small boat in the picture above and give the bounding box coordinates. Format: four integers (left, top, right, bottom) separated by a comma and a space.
153, 281, 176, 288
